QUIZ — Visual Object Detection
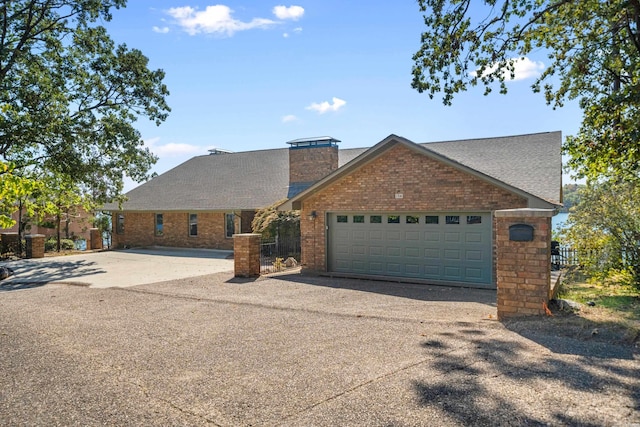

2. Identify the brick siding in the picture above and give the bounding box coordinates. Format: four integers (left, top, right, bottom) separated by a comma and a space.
299, 143, 528, 272
289, 146, 338, 184
112, 211, 234, 250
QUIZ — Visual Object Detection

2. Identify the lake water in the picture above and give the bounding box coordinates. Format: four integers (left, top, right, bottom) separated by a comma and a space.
552, 212, 569, 231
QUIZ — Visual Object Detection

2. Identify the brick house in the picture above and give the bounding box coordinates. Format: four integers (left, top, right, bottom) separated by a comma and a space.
106, 132, 561, 288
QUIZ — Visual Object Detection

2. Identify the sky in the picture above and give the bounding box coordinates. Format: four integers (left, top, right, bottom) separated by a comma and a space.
102, 1, 583, 191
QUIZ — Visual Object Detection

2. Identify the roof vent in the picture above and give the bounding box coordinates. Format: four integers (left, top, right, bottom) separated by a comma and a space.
208, 148, 234, 155
286, 136, 340, 149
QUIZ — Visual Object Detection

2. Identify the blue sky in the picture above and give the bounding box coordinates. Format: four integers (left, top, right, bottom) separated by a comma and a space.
104, 1, 583, 191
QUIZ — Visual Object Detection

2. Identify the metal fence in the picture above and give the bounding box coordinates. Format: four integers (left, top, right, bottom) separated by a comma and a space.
260, 236, 301, 274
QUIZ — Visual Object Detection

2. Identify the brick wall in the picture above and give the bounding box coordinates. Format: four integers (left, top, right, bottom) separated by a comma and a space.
112, 211, 234, 250
289, 145, 339, 184
299, 143, 528, 271
495, 209, 553, 319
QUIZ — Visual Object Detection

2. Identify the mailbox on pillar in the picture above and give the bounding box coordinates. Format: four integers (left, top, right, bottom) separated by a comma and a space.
509, 224, 534, 242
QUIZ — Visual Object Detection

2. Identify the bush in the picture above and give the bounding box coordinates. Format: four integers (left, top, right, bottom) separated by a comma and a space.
44, 237, 75, 252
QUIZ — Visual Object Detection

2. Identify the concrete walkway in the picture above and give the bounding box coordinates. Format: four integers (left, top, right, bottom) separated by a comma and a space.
0, 247, 234, 289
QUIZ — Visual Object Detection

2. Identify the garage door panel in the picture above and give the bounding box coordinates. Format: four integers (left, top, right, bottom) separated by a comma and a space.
328, 213, 493, 286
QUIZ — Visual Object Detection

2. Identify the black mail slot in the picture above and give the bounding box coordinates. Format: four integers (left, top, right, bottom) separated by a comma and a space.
509, 224, 534, 241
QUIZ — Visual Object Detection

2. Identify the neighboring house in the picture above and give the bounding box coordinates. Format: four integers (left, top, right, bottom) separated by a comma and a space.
1, 207, 94, 242
106, 132, 562, 288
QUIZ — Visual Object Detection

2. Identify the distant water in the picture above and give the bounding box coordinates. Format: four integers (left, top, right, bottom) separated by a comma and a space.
552, 212, 570, 231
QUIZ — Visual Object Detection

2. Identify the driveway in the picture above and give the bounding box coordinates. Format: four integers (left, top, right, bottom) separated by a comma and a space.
0, 271, 638, 426
0, 247, 233, 289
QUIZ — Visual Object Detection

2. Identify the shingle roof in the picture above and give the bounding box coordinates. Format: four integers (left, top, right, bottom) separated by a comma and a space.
105, 131, 561, 212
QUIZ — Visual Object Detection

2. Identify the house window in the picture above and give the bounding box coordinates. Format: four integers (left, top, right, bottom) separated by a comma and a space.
353, 215, 365, 223
406, 215, 419, 224
155, 213, 163, 236
467, 215, 482, 225
225, 213, 234, 238
425, 215, 439, 224
387, 215, 400, 224
446, 215, 460, 225
189, 214, 198, 236
370, 215, 382, 223
116, 214, 124, 234
336, 215, 348, 223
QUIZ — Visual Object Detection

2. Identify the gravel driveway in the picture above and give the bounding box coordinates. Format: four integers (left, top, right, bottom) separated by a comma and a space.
0, 271, 638, 426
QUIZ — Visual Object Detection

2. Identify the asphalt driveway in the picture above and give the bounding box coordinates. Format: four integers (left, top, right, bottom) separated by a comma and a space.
0, 271, 638, 426
0, 247, 233, 289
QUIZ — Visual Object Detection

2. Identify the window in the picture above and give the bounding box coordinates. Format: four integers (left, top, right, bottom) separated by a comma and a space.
336, 215, 348, 223
467, 215, 482, 225
116, 214, 124, 234
155, 213, 163, 236
189, 214, 198, 236
387, 215, 400, 224
225, 213, 234, 238
445, 215, 460, 225
425, 215, 439, 224
353, 215, 365, 223
370, 215, 382, 223
406, 215, 419, 224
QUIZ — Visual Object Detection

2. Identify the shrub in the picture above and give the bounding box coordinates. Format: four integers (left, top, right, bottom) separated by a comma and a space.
44, 238, 75, 252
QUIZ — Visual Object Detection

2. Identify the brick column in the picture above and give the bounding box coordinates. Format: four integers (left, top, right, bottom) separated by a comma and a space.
233, 233, 261, 277
90, 228, 103, 250
1, 232, 19, 255
25, 234, 45, 259
495, 209, 554, 320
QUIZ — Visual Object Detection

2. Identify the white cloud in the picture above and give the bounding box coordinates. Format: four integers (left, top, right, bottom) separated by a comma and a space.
283, 32, 289, 38
152, 26, 170, 34
293, 27, 302, 33
306, 97, 347, 114
273, 5, 304, 20
145, 137, 201, 156
282, 114, 298, 123
167, 5, 276, 36
472, 57, 545, 81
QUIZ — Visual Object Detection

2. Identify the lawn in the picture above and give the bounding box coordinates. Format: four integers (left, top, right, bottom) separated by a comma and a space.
555, 272, 640, 345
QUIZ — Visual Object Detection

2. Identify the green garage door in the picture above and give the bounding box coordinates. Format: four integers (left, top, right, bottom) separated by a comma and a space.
328, 212, 493, 287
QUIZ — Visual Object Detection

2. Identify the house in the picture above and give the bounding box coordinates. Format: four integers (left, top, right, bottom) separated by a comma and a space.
106, 132, 562, 288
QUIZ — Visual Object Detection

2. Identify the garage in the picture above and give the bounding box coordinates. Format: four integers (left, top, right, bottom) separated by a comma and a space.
328, 212, 493, 287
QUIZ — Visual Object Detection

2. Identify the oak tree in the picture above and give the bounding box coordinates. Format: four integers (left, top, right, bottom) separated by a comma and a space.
412, 0, 640, 181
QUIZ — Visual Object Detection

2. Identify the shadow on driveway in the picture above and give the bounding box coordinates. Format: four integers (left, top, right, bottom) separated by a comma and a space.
264, 271, 497, 305
0, 259, 100, 292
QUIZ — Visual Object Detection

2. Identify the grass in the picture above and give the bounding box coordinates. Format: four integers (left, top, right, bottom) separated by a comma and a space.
554, 272, 640, 345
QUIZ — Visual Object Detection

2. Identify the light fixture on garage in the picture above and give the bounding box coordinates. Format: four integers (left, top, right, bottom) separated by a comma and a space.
308, 211, 317, 220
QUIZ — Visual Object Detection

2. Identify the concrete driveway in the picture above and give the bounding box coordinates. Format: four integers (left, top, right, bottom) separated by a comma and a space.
0, 247, 233, 289
0, 271, 638, 426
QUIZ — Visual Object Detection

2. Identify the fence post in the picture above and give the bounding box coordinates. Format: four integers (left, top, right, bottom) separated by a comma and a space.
233, 233, 261, 277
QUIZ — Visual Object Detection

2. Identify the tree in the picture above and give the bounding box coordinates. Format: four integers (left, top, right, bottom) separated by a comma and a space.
561, 181, 640, 289
0, 0, 170, 226
252, 199, 300, 240
412, 0, 640, 181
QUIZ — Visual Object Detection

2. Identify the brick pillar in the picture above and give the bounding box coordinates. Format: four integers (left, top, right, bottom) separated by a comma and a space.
233, 233, 261, 277
25, 234, 45, 259
90, 228, 103, 250
495, 209, 554, 320
1, 232, 19, 255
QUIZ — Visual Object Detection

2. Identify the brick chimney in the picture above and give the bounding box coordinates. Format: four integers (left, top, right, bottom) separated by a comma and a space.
287, 136, 340, 197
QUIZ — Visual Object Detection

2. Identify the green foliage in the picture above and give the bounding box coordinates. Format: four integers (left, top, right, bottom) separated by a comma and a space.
251, 199, 300, 240
412, 0, 640, 182
44, 237, 74, 252
560, 183, 584, 213
0, 0, 170, 205
560, 181, 640, 289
